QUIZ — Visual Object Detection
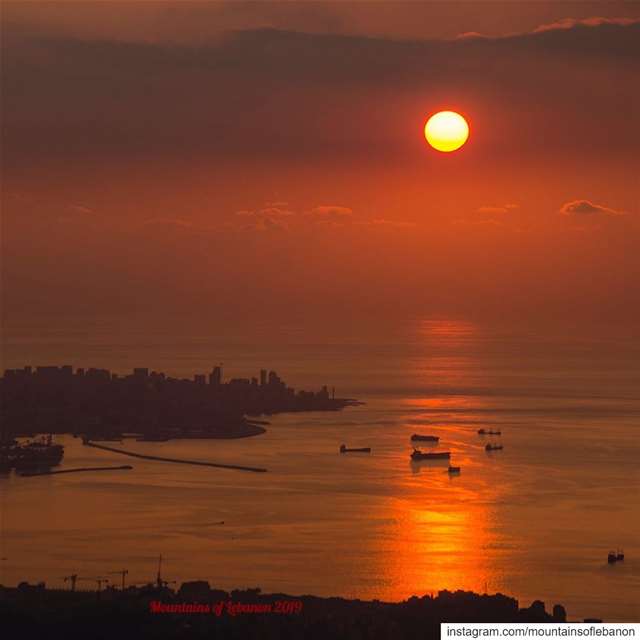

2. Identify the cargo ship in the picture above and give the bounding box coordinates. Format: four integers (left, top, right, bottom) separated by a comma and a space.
410, 434, 439, 442
12, 435, 65, 471
410, 449, 451, 461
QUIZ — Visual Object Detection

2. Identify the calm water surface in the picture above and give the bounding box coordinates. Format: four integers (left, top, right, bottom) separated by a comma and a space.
1, 319, 639, 621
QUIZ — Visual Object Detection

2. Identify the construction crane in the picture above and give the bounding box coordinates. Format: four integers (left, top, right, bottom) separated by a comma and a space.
93, 577, 109, 592
108, 569, 129, 590
156, 554, 163, 588
62, 574, 78, 591
75, 576, 109, 592
155, 554, 176, 589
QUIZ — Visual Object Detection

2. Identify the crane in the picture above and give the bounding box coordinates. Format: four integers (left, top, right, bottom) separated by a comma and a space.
108, 569, 129, 590
155, 554, 176, 589
73, 576, 109, 592
156, 554, 163, 588
63, 574, 78, 591
93, 577, 109, 592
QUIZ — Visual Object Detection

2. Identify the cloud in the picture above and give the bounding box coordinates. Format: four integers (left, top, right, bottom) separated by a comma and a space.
305, 205, 354, 225
243, 216, 289, 233
234, 205, 295, 232
559, 200, 626, 217
231, 202, 414, 232
72, 203, 417, 236
455, 31, 488, 40
476, 204, 519, 215
55, 203, 97, 224
235, 204, 355, 229
3, 18, 639, 167
236, 206, 294, 219
457, 17, 640, 40
69, 204, 94, 215
533, 17, 640, 33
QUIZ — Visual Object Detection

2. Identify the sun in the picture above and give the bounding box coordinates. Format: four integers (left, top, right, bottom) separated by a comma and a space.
424, 111, 469, 153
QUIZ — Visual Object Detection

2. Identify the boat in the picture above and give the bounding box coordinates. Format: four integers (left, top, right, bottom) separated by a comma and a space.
616, 549, 625, 562
13, 435, 64, 471
1, 440, 18, 471
448, 466, 461, 474
411, 434, 439, 442
340, 445, 371, 453
608, 551, 617, 564
411, 449, 451, 461
485, 444, 503, 451
478, 429, 502, 435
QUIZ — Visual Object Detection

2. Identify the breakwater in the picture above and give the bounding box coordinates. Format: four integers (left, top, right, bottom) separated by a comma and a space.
85, 441, 268, 473
19, 465, 133, 477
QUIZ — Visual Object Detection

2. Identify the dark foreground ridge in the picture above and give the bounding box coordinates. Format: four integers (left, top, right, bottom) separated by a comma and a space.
1, 364, 360, 441
0, 582, 572, 640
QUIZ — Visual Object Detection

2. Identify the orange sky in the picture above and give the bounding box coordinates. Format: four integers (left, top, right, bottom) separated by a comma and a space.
2, 3, 639, 330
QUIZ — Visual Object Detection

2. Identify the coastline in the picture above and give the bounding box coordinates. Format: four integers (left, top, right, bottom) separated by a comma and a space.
0, 583, 582, 639
154, 422, 268, 440
1, 364, 359, 444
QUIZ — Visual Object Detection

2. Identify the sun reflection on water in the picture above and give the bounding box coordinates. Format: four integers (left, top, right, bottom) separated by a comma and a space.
368, 488, 505, 601
366, 318, 508, 600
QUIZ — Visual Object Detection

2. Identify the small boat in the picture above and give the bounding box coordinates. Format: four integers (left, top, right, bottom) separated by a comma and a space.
411, 449, 451, 461
478, 429, 502, 435
608, 551, 617, 564
616, 549, 625, 562
485, 444, 503, 451
411, 434, 439, 442
340, 445, 371, 453
447, 466, 461, 474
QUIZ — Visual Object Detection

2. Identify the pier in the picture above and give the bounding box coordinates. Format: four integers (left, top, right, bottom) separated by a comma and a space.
19, 465, 133, 477
85, 441, 268, 473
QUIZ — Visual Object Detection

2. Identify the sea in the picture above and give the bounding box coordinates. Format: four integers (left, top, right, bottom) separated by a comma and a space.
1, 318, 639, 621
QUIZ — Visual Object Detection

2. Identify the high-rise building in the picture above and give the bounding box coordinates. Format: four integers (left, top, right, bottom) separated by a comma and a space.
268, 370, 283, 387
260, 369, 267, 386
209, 366, 222, 386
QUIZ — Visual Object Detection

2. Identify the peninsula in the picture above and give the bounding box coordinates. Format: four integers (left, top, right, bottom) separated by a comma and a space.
1, 365, 359, 441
